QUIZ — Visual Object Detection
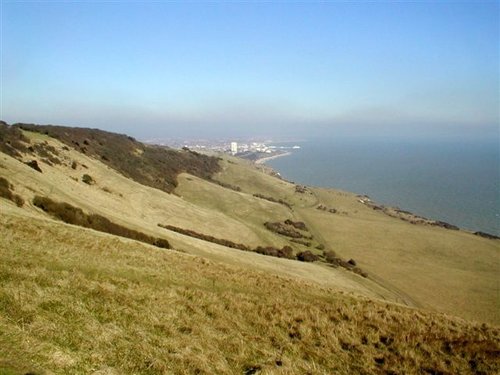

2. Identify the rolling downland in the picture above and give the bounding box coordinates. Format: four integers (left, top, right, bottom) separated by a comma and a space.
0, 122, 499, 374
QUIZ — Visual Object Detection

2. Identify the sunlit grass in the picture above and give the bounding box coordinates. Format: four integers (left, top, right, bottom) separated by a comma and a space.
1, 213, 499, 374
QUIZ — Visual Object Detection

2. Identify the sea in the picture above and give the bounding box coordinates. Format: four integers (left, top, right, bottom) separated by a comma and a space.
267, 137, 499, 236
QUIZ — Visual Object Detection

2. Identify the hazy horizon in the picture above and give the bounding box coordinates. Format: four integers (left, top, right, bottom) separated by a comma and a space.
2, 1, 499, 141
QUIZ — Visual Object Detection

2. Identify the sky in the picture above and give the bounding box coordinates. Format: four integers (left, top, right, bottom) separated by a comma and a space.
1, 1, 498, 140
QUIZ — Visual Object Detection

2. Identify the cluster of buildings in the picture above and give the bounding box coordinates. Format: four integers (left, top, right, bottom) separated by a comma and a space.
229, 141, 283, 155
144, 138, 300, 157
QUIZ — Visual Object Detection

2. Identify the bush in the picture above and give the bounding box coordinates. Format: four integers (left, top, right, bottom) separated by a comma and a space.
13, 123, 221, 194
295, 185, 307, 193
264, 221, 304, 238
254, 245, 294, 259
209, 179, 242, 192
33, 196, 170, 249
296, 251, 319, 262
0, 177, 24, 207
290, 239, 311, 247
0, 122, 30, 158
25, 160, 42, 173
253, 194, 292, 209
71, 160, 78, 169
323, 250, 338, 263
158, 224, 249, 251
82, 174, 94, 185
284, 219, 308, 231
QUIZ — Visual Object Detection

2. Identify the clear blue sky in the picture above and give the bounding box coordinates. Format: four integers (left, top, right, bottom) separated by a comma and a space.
1, 1, 498, 139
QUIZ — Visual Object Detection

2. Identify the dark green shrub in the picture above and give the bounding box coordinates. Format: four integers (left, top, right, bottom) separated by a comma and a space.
82, 174, 94, 185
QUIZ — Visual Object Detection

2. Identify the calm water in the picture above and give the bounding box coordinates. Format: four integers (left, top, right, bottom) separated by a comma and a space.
268, 138, 499, 235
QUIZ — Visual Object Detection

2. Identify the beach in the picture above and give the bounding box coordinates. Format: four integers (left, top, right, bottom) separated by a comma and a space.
255, 151, 292, 164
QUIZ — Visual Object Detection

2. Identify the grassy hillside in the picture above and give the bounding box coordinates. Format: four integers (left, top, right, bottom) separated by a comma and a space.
297, 188, 500, 324
0, 124, 499, 324
1, 209, 499, 375
0, 122, 499, 373
214, 154, 500, 325
2, 122, 220, 193
0, 127, 394, 303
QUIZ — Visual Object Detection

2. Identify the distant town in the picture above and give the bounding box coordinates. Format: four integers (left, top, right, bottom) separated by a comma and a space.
144, 138, 301, 162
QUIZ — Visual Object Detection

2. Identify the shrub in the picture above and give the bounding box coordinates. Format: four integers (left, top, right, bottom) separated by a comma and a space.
33, 196, 170, 249
0, 122, 30, 158
352, 267, 368, 278
25, 160, 42, 173
264, 221, 304, 238
254, 245, 294, 259
0, 177, 24, 207
317, 204, 337, 214
71, 160, 78, 169
432, 221, 459, 231
158, 224, 249, 251
295, 185, 307, 193
82, 174, 94, 185
290, 239, 311, 247
284, 219, 308, 231
253, 194, 292, 209
474, 231, 500, 240
296, 251, 319, 262
323, 250, 338, 263
13, 123, 221, 194
209, 179, 242, 192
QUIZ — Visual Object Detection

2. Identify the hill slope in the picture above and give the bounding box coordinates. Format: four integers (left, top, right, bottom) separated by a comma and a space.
0, 122, 499, 373
1, 208, 499, 374
0, 125, 396, 302
0, 123, 499, 324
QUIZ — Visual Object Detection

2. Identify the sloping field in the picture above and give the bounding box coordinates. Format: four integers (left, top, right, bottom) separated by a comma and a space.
1, 124, 498, 326
1, 210, 499, 375
215, 159, 500, 325
299, 188, 500, 324
0, 132, 258, 245
0, 131, 400, 302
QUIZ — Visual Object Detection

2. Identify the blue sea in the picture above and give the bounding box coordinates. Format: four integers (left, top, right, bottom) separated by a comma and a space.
267, 138, 499, 236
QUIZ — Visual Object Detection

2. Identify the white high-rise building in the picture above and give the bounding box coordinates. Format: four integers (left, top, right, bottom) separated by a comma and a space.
230, 142, 238, 155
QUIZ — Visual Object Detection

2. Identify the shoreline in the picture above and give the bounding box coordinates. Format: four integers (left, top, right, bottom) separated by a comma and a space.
254, 151, 292, 164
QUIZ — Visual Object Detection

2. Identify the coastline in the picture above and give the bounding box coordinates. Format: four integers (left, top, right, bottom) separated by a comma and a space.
255, 151, 292, 165
261, 141, 499, 236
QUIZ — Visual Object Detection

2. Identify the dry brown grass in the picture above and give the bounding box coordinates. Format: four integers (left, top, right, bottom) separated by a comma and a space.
1, 212, 499, 375
0, 149, 397, 304
299, 188, 500, 324
1, 126, 499, 332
